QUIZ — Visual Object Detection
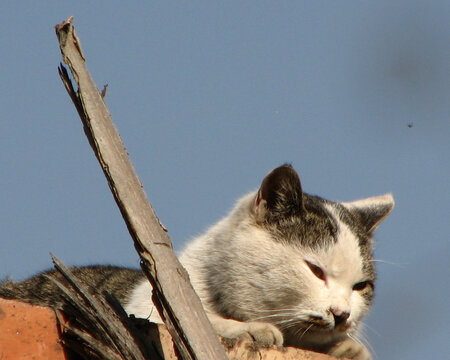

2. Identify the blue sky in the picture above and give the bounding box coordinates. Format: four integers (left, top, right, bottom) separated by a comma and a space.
1, 2, 448, 359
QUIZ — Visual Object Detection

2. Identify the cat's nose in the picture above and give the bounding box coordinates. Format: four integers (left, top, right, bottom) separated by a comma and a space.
330, 308, 350, 327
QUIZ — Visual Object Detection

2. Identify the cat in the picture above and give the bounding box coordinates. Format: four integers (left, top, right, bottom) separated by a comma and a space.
0, 165, 394, 359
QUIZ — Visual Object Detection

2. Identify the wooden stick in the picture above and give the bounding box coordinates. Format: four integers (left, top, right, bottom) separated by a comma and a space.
54, 16, 228, 360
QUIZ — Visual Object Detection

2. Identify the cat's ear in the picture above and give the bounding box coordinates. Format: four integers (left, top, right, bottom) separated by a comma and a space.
254, 164, 305, 221
342, 194, 394, 233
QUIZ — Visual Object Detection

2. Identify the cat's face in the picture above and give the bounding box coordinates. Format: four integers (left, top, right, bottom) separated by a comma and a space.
265, 203, 377, 347
237, 165, 394, 348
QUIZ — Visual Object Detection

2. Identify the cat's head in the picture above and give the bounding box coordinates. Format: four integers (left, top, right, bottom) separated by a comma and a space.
242, 164, 394, 348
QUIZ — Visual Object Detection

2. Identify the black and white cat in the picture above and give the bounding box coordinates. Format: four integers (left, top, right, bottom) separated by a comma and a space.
0, 165, 394, 359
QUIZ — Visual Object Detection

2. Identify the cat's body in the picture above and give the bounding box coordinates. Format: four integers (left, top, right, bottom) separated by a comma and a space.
0, 165, 394, 360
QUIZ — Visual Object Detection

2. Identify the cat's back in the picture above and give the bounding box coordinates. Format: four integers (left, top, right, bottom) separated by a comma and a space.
0, 265, 144, 308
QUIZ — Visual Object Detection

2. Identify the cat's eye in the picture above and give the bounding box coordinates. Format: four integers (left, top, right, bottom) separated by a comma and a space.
352, 281, 372, 291
305, 260, 326, 281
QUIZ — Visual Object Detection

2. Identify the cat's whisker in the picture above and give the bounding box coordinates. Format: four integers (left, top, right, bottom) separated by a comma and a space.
239, 306, 300, 313
276, 316, 310, 333
347, 332, 360, 344
281, 322, 303, 331
370, 259, 406, 267
250, 313, 296, 322
298, 324, 314, 341
356, 324, 376, 357
348, 331, 376, 359
276, 319, 302, 329
359, 321, 380, 337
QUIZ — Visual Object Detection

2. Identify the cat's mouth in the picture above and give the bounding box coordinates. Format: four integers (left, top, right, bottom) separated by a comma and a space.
303, 315, 351, 333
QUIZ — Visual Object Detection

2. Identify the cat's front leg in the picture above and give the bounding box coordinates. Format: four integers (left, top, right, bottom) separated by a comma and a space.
208, 312, 283, 348
328, 337, 371, 360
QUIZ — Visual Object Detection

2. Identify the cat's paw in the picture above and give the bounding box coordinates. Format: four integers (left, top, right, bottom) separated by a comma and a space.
244, 321, 284, 348
328, 338, 371, 360
208, 313, 283, 348
217, 320, 283, 348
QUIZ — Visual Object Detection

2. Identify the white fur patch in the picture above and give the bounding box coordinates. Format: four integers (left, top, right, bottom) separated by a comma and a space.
124, 279, 163, 323
323, 204, 365, 321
